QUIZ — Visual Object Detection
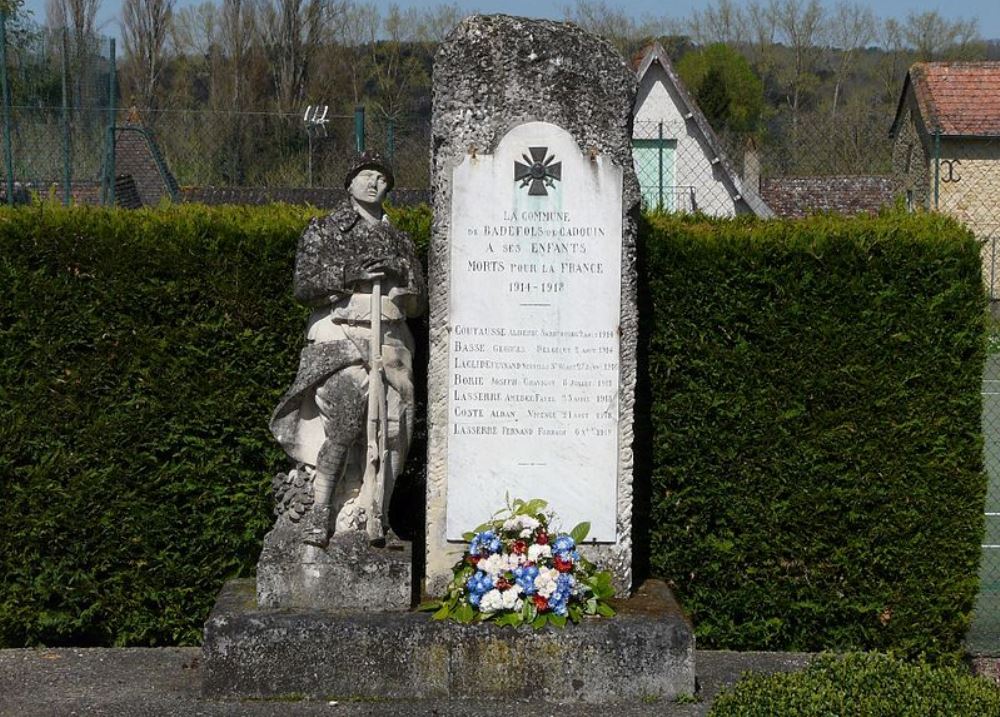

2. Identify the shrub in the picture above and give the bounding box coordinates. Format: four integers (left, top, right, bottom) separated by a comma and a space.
708, 652, 1000, 716
0, 203, 430, 646
643, 212, 987, 656
0, 206, 985, 650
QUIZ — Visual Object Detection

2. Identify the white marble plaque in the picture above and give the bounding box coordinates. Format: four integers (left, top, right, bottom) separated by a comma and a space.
445, 122, 623, 541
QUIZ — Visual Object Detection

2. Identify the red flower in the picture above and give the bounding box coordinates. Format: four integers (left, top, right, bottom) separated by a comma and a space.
554, 556, 573, 573
533, 595, 549, 612
467, 555, 480, 566
512, 540, 527, 555
536, 532, 549, 545
496, 576, 512, 591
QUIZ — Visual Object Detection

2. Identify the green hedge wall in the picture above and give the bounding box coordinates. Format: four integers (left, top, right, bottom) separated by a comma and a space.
642, 212, 986, 656
0, 205, 985, 653
0, 203, 429, 647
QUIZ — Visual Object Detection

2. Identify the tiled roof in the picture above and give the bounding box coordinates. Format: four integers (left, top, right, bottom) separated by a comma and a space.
759, 176, 900, 218
908, 62, 1000, 137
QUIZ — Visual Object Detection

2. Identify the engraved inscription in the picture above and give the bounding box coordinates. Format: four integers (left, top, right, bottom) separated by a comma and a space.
447, 121, 623, 541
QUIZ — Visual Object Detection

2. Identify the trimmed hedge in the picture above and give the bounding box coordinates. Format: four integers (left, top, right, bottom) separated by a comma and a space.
0, 205, 986, 651
708, 652, 1000, 715
643, 212, 986, 656
0, 203, 428, 646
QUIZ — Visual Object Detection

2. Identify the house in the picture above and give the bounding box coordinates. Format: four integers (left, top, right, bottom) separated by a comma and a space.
889, 62, 1000, 265
630, 42, 772, 218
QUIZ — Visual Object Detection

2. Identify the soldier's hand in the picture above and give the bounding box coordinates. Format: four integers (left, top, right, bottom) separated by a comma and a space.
358, 257, 403, 281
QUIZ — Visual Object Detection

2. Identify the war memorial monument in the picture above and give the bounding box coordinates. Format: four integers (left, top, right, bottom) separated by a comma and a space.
201, 14, 695, 702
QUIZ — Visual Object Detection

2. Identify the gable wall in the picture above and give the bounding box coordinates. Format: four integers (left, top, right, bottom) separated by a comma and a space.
632, 63, 742, 217
891, 91, 931, 210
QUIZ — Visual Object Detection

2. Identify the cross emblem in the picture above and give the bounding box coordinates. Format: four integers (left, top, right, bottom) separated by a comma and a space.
514, 147, 562, 196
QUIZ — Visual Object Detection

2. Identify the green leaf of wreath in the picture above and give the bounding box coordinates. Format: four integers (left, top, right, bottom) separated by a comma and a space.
597, 602, 616, 618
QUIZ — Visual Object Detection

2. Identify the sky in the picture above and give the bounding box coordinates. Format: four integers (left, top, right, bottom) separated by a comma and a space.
19, 0, 1000, 45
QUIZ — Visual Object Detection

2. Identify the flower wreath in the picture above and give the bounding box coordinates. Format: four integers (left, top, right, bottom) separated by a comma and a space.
420, 498, 616, 628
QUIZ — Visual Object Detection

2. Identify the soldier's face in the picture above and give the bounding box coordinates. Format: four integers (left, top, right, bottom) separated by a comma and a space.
349, 169, 389, 205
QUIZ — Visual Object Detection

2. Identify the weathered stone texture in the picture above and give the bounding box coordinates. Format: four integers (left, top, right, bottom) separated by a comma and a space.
256, 527, 412, 611
425, 14, 641, 596
204, 579, 694, 702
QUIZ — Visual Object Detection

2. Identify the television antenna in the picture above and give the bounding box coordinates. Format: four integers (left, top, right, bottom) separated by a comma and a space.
303, 105, 329, 187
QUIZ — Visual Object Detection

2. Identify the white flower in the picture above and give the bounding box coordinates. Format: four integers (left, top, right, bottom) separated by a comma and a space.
478, 553, 504, 577
534, 567, 560, 598
502, 552, 526, 571
479, 589, 503, 613
501, 585, 523, 610
527, 543, 551, 562
502, 515, 540, 533
520, 515, 540, 530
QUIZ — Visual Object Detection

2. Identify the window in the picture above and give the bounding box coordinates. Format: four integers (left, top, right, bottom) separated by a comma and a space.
632, 138, 678, 212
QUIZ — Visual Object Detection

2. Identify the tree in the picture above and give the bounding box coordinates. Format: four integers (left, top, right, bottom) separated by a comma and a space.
256, 0, 341, 112
774, 0, 825, 124
219, 0, 258, 110
365, 4, 430, 121
826, 1, 875, 118
561, 0, 666, 57
744, 0, 779, 82
413, 2, 465, 44
677, 43, 766, 137
687, 0, 746, 47
46, 0, 102, 123
121, 0, 175, 110
903, 11, 982, 61
44, 0, 98, 35
874, 17, 907, 104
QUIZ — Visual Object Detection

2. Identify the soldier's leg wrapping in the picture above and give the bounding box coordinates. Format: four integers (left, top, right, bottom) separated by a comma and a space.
313, 367, 367, 506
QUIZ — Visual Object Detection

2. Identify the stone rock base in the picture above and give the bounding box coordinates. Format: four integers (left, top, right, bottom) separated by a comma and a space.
256, 527, 412, 611
202, 579, 695, 703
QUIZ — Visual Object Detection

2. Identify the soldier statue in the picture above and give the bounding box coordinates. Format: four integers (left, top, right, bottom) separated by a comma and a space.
270, 152, 425, 548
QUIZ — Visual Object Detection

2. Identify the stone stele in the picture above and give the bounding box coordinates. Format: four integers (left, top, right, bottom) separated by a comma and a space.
425, 14, 641, 596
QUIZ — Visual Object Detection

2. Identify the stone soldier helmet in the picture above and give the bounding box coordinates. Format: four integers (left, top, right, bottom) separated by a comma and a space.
344, 150, 395, 193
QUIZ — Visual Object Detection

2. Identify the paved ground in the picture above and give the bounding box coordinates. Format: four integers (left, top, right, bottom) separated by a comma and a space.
0, 648, 811, 716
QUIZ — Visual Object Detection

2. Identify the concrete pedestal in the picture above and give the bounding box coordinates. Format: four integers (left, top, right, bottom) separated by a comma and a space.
256, 527, 412, 611
202, 579, 695, 703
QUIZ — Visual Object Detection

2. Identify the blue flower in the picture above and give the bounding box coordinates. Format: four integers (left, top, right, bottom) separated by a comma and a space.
548, 589, 569, 616
469, 530, 502, 556
465, 570, 494, 603
553, 534, 576, 557
514, 565, 539, 595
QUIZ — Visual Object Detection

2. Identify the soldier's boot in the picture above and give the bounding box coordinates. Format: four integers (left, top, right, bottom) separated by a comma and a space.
301, 504, 332, 548
302, 442, 350, 547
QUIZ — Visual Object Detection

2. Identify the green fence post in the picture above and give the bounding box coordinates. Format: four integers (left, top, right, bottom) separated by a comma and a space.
657, 121, 664, 211
0, 11, 14, 206
61, 28, 71, 206
354, 105, 365, 153
933, 128, 940, 211
104, 37, 116, 206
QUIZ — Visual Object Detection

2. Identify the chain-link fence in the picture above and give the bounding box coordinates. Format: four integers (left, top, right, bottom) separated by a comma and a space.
632, 108, 897, 219
971, 351, 1000, 655
0, 18, 115, 204
934, 125, 1000, 656
0, 18, 430, 204
129, 109, 428, 191
4, 12, 1000, 653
